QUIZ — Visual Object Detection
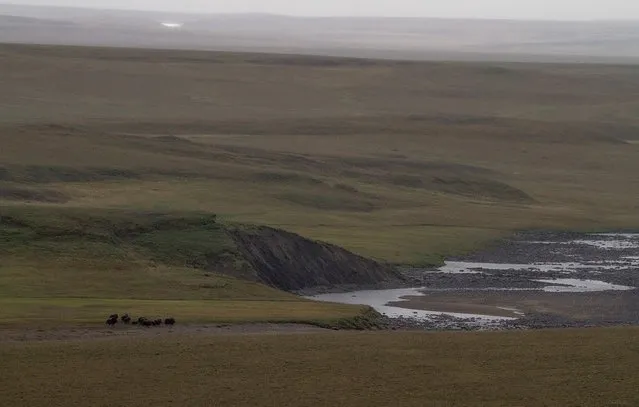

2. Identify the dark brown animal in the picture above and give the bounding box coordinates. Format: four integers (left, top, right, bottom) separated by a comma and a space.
106, 316, 118, 327
121, 314, 131, 324
164, 318, 176, 326
138, 317, 152, 327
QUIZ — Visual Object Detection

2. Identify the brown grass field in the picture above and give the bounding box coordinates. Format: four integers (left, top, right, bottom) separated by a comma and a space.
2, 328, 639, 407
1, 43, 639, 406
2, 44, 638, 264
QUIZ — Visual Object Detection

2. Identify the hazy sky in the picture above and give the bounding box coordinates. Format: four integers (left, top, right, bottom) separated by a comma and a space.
7, 0, 639, 20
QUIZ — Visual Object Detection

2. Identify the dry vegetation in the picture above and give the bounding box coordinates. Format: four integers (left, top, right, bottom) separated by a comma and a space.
2, 43, 639, 407
1, 44, 638, 326
2, 328, 639, 407
2, 44, 639, 263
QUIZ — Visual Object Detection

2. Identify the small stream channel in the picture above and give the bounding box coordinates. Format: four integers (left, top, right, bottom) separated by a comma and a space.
307, 233, 639, 326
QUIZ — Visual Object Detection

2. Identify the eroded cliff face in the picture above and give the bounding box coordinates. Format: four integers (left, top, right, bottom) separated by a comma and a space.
227, 226, 404, 291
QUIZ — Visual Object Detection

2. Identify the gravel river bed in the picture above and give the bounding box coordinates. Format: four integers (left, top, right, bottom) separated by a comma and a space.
308, 231, 639, 330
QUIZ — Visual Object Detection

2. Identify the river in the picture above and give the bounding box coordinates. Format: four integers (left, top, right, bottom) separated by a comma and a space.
307, 232, 638, 325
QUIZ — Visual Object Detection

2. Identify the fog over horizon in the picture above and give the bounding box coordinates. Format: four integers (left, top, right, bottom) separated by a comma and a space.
3, 1, 639, 63
4, 0, 639, 20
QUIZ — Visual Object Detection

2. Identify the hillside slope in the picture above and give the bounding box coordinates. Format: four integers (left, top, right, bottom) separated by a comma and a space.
1, 44, 638, 266
229, 226, 403, 291
1, 207, 392, 326
0, 207, 402, 294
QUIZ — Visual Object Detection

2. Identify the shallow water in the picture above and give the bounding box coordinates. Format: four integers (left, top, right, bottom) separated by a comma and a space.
434, 260, 639, 274
436, 261, 528, 274
592, 233, 639, 239
439, 232, 639, 275
527, 233, 639, 250
535, 279, 634, 293
308, 288, 516, 321
309, 233, 638, 323
308, 276, 632, 321
571, 240, 639, 250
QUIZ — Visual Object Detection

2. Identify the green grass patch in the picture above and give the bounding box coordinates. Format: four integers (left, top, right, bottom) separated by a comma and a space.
0, 205, 379, 326
0, 297, 365, 327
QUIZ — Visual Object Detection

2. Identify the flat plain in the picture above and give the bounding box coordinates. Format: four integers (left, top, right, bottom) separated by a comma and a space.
2, 328, 639, 407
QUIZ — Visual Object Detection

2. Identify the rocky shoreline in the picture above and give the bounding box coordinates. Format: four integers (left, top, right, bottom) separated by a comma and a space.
381, 312, 635, 332
311, 231, 639, 331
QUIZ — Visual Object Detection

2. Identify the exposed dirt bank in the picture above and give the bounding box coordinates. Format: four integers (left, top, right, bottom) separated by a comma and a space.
228, 226, 404, 291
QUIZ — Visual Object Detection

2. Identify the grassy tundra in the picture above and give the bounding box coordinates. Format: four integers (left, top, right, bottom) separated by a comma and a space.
2, 43, 639, 407
0, 207, 371, 327
2, 45, 639, 260
1, 43, 639, 326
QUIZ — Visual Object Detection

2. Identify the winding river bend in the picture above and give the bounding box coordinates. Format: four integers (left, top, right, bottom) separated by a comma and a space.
308, 232, 639, 327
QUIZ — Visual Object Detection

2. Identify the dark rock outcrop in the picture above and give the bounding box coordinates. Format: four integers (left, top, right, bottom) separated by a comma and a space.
227, 226, 404, 291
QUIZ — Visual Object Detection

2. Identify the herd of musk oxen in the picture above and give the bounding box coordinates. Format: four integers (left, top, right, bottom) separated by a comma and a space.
106, 314, 176, 327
